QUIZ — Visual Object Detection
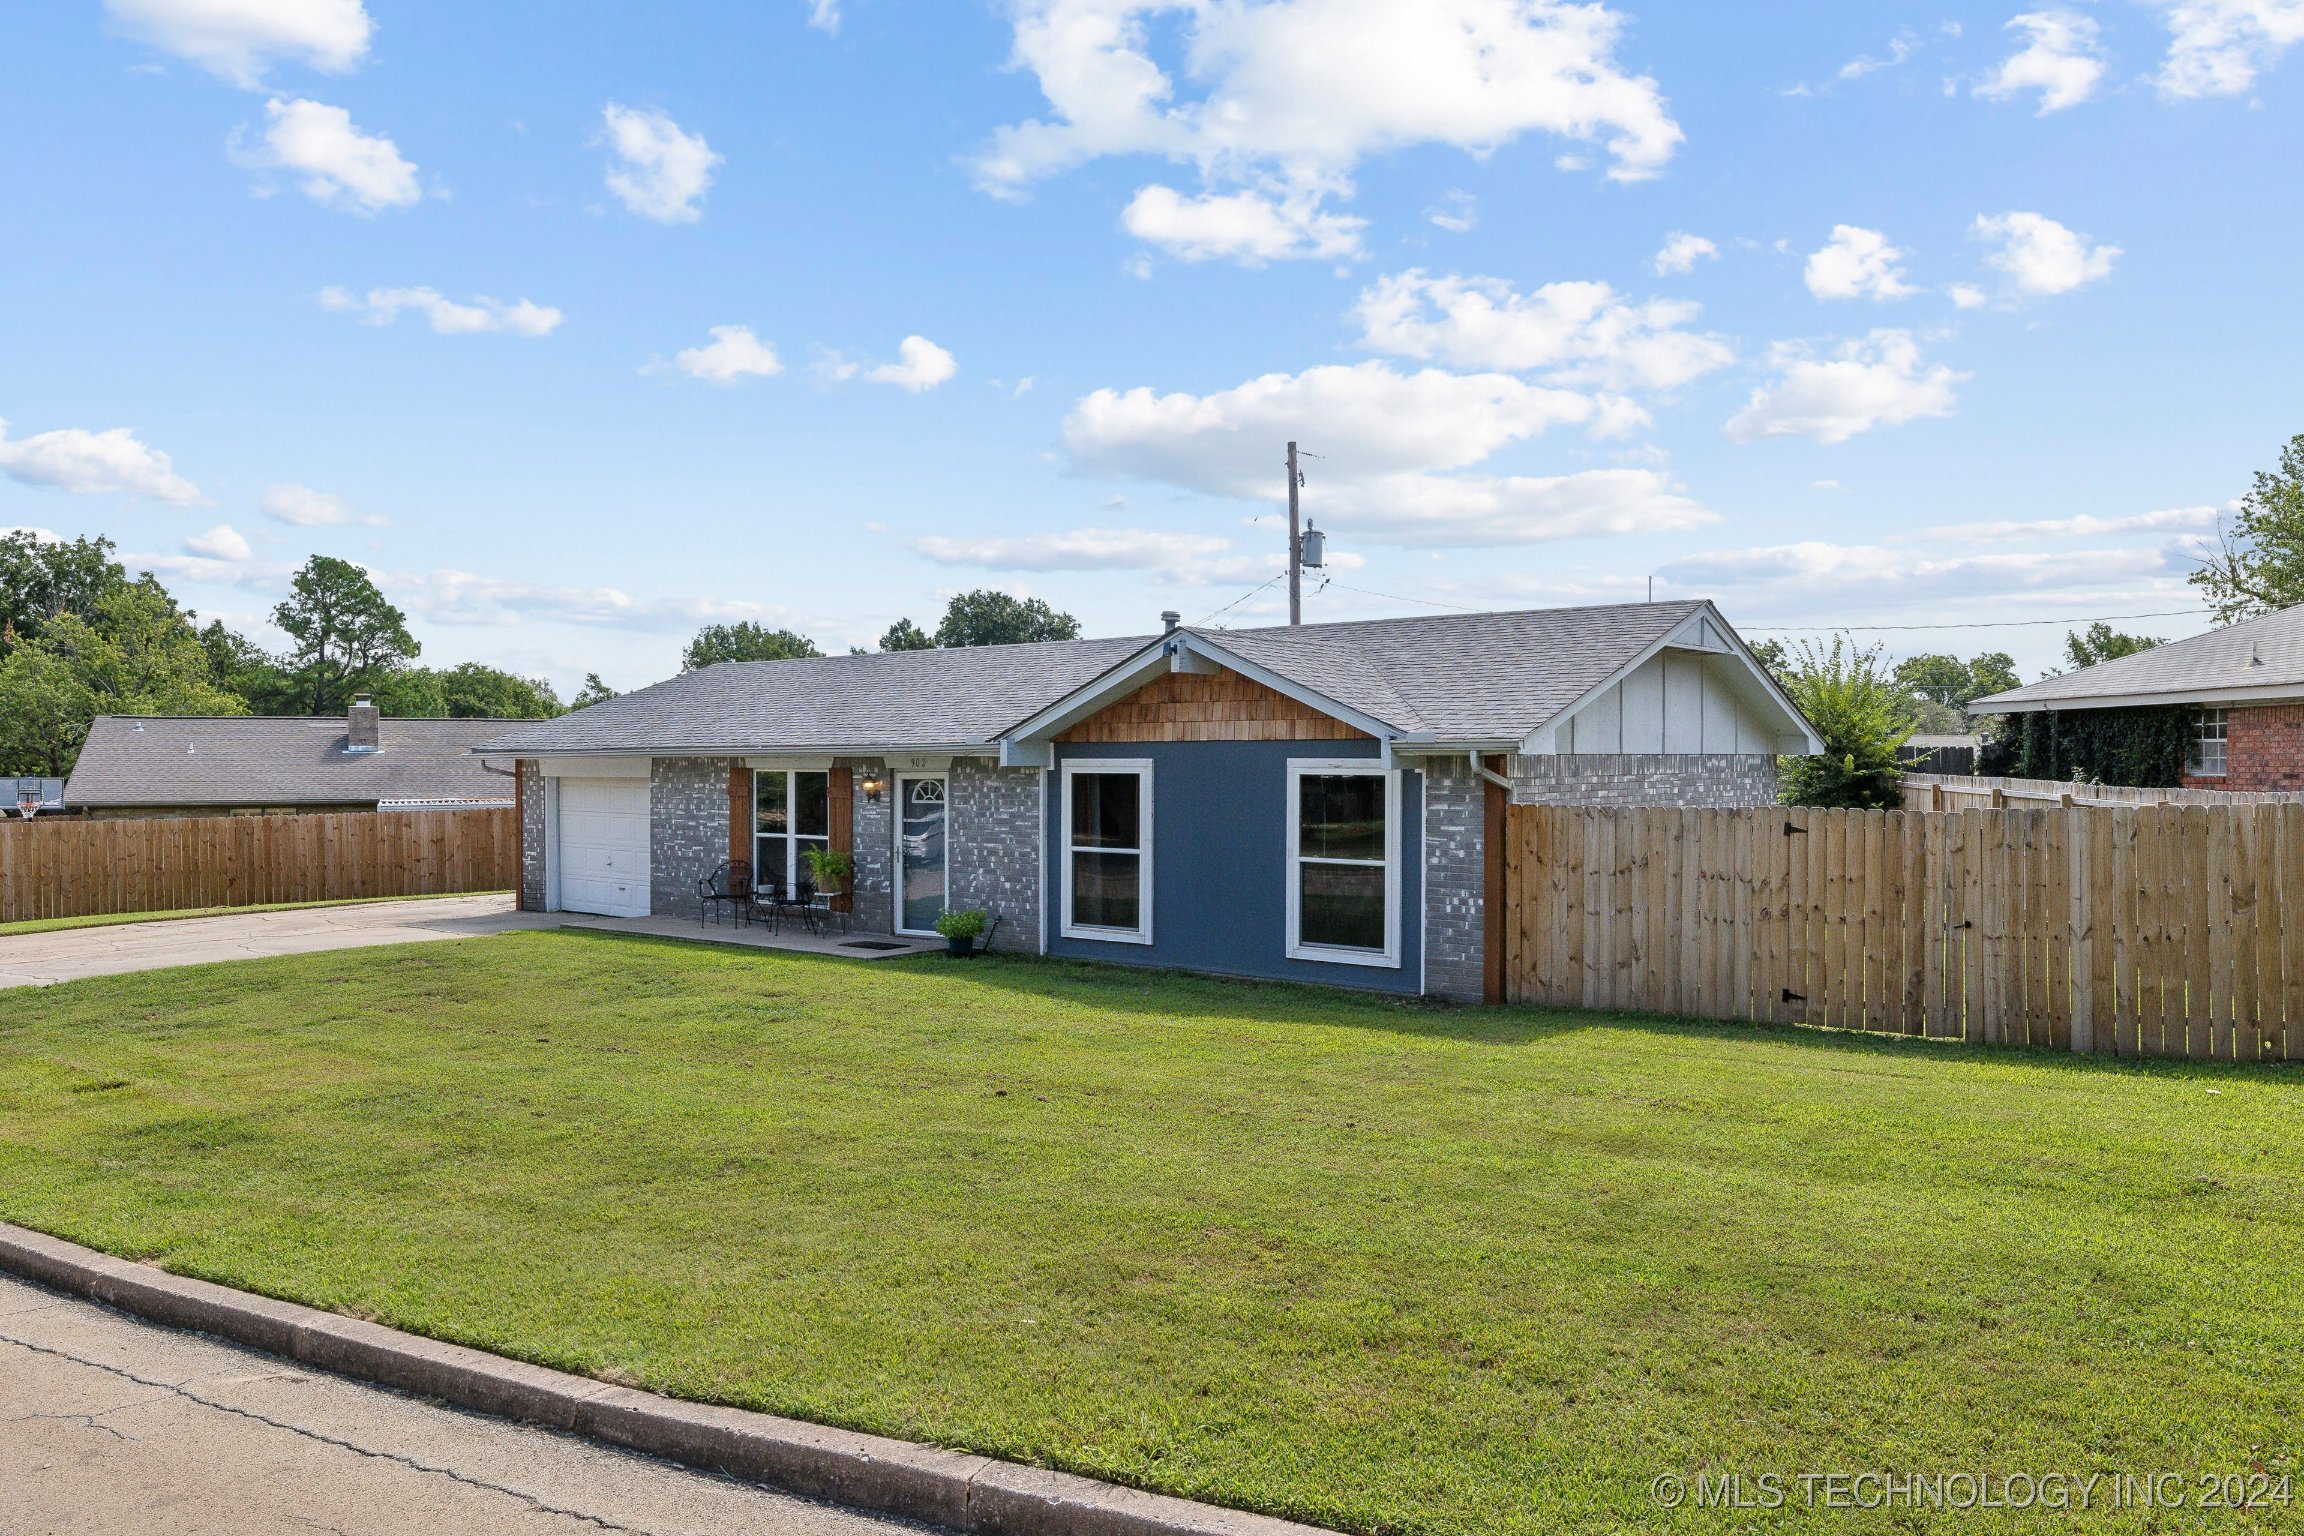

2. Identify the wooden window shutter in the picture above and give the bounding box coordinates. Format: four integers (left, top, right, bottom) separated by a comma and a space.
828, 766, 854, 912
728, 763, 751, 872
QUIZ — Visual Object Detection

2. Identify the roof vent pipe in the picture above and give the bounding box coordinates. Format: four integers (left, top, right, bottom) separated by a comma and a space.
1161, 610, 1180, 634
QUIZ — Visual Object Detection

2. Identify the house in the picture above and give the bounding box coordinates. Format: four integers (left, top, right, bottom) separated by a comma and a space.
475, 601, 1819, 1002
64, 697, 530, 818
1970, 605, 2304, 791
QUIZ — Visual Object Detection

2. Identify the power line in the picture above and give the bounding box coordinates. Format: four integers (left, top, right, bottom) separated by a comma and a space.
1743, 607, 2208, 634
1320, 580, 1482, 613
1194, 571, 1286, 627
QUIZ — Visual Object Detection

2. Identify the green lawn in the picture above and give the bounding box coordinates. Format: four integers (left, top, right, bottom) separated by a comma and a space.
1, 932, 2298, 1534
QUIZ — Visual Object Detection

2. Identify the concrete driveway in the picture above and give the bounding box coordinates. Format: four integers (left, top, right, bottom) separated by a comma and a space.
0, 894, 561, 990
0, 1272, 924, 1535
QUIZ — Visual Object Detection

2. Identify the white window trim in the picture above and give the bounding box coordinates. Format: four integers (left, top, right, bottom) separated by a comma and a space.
750, 768, 832, 894
893, 771, 950, 936
1060, 758, 1154, 945
1286, 759, 1401, 969
2190, 707, 2229, 778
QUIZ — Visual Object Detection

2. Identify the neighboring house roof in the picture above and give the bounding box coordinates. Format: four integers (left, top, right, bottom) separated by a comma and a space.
65, 715, 529, 808
480, 600, 1816, 760
1970, 605, 2304, 714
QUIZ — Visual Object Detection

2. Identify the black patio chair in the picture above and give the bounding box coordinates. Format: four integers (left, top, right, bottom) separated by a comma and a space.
698, 861, 752, 926
752, 872, 788, 931
781, 876, 820, 934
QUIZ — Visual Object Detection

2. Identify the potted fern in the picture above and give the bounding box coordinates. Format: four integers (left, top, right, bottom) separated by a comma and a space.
802, 846, 852, 902
934, 907, 987, 957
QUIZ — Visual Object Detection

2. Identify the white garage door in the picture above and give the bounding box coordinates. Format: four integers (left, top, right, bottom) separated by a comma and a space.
556, 777, 650, 917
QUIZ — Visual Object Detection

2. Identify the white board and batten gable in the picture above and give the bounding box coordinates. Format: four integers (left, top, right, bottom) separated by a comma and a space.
1526, 607, 1818, 758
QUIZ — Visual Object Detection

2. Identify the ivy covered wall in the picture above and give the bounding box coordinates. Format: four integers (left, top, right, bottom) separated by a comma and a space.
1981, 705, 2193, 787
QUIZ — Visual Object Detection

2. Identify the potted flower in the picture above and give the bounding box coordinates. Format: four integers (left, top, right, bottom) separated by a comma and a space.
802, 846, 852, 902
934, 907, 987, 958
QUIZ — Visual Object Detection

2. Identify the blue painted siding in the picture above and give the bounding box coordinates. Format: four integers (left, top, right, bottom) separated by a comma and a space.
1046, 739, 1423, 994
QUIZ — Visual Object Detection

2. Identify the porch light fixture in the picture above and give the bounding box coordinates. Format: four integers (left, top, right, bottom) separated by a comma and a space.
861, 770, 885, 803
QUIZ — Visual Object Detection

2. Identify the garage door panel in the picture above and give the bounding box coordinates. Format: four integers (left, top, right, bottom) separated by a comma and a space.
556, 777, 650, 917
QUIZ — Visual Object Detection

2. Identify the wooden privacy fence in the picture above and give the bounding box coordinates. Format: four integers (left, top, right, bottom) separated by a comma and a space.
1503, 803, 2304, 1063
1901, 772, 2301, 811
0, 808, 518, 924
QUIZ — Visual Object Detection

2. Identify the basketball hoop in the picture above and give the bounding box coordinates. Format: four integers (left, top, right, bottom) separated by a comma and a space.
15, 796, 39, 821
15, 778, 42, 820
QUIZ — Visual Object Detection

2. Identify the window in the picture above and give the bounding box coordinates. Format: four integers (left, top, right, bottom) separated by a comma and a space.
754, 769, 830, 894
2189, 708, 2228, 778
1061, 760, 1151, 943
1287, 761, 1399, 967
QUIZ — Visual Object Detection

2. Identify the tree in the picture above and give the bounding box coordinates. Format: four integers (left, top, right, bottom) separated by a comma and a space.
2063, 622, 2161, 671
878, 617, 935, 652
1746, 636, 1790, 684
1893, 651, 2018, 711
2190, 433, 2304, 623
932, 590, 1080, 648
197, 619, 299, 713
570, 672, 618, 709
682, 622, 821, 670
272, 556, 420, 715
368, 666, 448, 717
1968, 651, 2019, 700
437, 661, 561, 718
0, 531, 127, 645
0, 580, 243, 775
1775, 637, 1913, 809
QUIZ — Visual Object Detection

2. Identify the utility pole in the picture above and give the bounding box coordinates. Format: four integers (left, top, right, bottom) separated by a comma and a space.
1287, 439, 1302, 625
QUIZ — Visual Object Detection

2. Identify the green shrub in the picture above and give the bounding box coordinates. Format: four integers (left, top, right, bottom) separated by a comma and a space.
1774, 637, 1912, 808
934, 908, 987, 942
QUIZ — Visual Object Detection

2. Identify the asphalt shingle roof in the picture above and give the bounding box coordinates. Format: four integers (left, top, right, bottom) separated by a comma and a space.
477, 601, 1721, 756
65, 716, 531, 808
1971, 605, 2304, 711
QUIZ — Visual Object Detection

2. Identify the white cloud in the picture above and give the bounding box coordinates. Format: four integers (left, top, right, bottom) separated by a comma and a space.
1917, 506, 2227, 542
1724, 330, 1965, 444
104, 0, 372, 88
976, 0, 1681, 265
1652, 231, 1718, 275
0, 417, 202, 505
664, 325, 783, 384
1353, 269, 1733, 391
1947, 282, 1989, 309
1657, 539, 2186, 608
1058, 359, 1699, 546
236, 97, 419, 214
2154, 0, 2304, 97
1803, 225, 1915, 301
1972, 210, 2119, 296
600, 104, 721, 223
806, 0, 841, 32
864, 335, 958, 392
1066, 360, 1615, 498
261, 481, 381, 526
388, 569, 792, 630
130, 552, 293, 589
184, 523, 252, 561
1122, 185, 1366, 263
1785, 29, 1926, 96
319, 286, 563, 336
915, 527, 1275, 585
1976, 10, 2107, 113
1427, 190, 1478, 233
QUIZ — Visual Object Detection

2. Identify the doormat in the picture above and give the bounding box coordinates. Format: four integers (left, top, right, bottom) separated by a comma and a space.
839, 939, 912, 951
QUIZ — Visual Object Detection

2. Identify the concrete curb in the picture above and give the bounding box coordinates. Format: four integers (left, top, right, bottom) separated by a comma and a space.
0, 1222, 1328, 1536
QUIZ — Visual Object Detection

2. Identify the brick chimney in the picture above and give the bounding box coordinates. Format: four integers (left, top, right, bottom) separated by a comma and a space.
346, 694, 381, 753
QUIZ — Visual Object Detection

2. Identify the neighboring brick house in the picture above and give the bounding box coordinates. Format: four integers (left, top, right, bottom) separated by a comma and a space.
1971, 605, 2304, 792
63, 698, 529, 818
476, 602, 1819, 1003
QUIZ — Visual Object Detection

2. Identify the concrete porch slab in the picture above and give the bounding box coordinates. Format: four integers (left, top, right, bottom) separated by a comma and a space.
558, 913, 943, 960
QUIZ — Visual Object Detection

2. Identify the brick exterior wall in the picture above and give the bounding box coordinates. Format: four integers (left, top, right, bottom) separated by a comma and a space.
2185, 703, 2304, 792
949, 757, 1044, 954
649, 756, 732, 918
517, 759, 546, 911
1509, 754, 1778, 807
1421, 758, 1486, 1004
842, 756, 895, 935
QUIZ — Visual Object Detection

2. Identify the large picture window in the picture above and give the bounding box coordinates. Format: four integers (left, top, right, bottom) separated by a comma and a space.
2189, 708, 2228, 778
755, 769, 830, 895
1287, 761, 1399, 967
1062, 760, 1152, 943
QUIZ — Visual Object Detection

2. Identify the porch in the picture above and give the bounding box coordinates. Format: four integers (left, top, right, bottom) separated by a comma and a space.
558, 912, 943, 960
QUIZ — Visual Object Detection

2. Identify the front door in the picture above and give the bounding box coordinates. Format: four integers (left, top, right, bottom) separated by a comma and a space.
896, 774, 947, 934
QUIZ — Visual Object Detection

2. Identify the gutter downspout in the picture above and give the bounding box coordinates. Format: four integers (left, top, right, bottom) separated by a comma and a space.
1468, 750, 1513, 792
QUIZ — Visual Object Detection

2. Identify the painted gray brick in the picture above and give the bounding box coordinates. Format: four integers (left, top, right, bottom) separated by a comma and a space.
649, 756, 732, 918
949, 758, 1043, 954
1510, 754, 1777, 808
517, 759, 546, 911
1421, 757, 1485, 1004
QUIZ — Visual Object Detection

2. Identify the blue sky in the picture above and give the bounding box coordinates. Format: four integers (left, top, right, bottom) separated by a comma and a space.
3, 0, 2300, 693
